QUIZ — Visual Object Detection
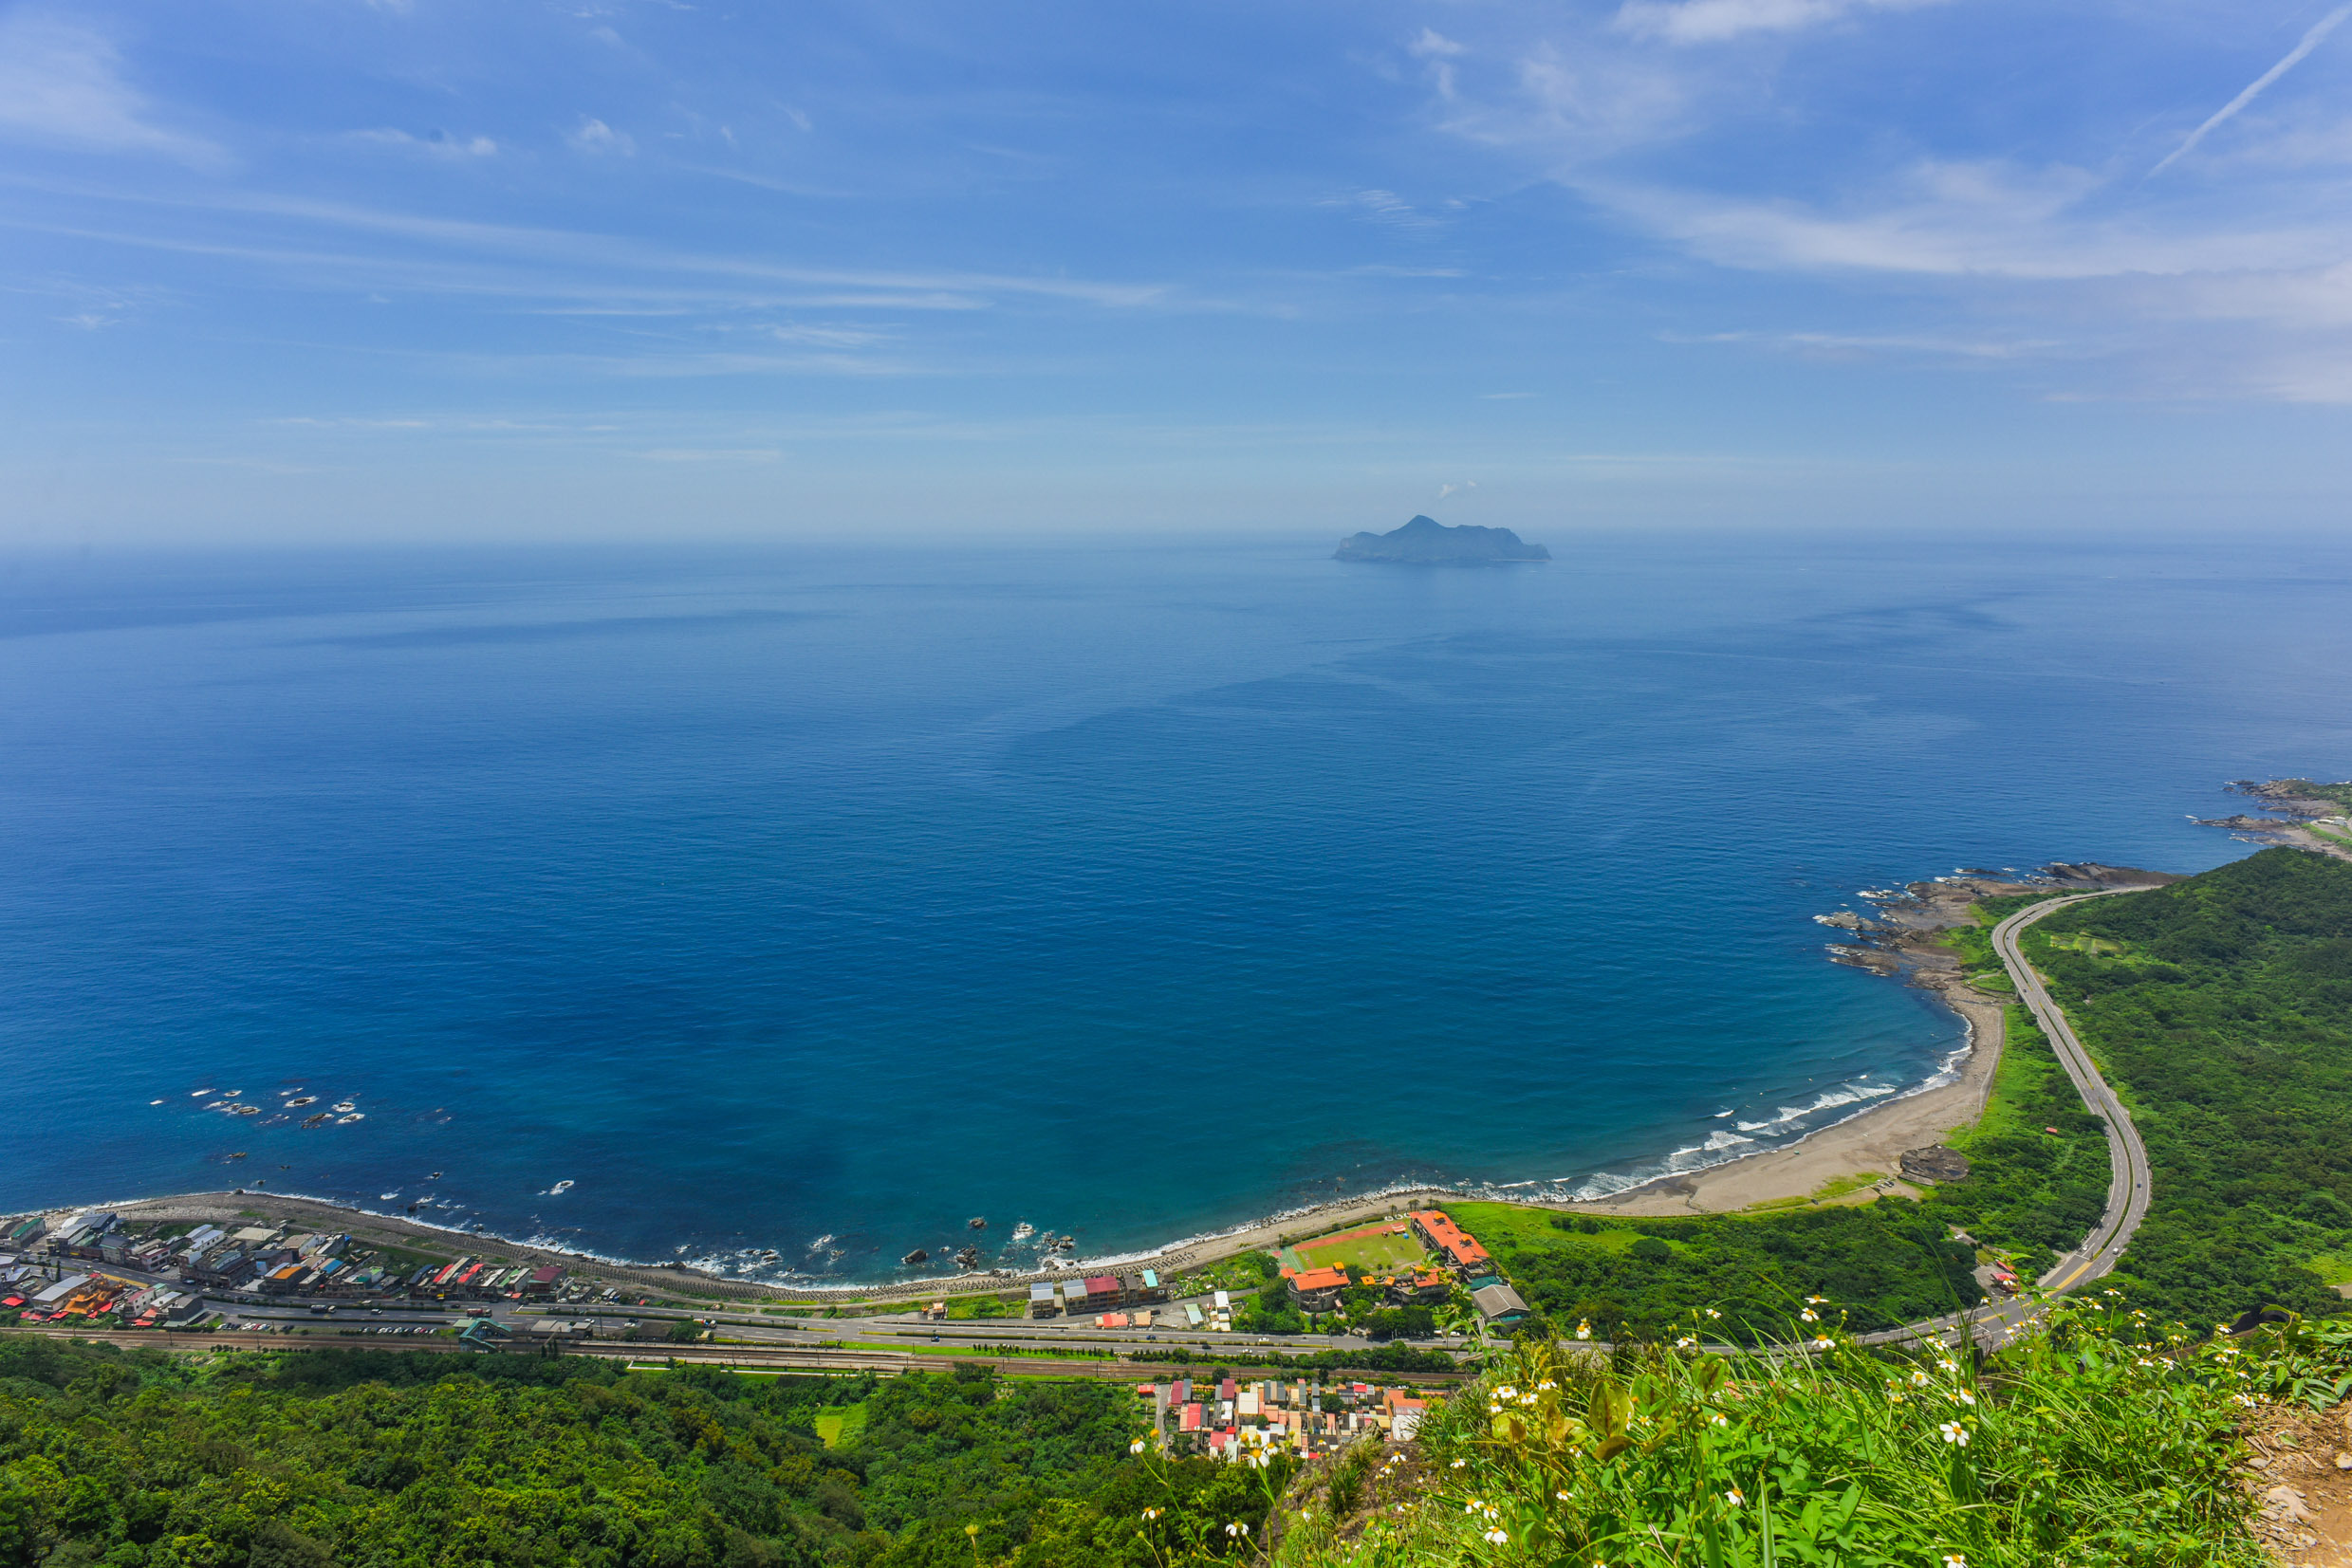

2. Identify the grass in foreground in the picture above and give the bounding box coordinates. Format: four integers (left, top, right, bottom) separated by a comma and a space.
1271, 1295, 2340, 1568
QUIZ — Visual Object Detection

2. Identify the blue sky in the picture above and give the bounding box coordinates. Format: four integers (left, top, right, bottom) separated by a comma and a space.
4, 0, 2352, 543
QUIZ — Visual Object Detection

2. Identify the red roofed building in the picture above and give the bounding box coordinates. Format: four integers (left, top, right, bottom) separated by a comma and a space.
1180, 1403, 1203, 1431
1085, 1274, 1124, 1304
1408, 1209, 1491, 1277
1287, 1265, 1349, 1311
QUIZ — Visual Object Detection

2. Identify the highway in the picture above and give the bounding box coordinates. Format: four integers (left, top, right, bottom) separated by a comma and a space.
1861, 884, 2158, 1350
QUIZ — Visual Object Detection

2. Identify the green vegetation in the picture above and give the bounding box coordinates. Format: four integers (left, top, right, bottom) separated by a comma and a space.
1447, 1201, 1979, 1346
1907, 1004, 2114, 1277
1173, 1254, 1279, 1299
811, 1402, 867, 1448
0, 1334, 1290, 1568
2022, 847, 2352, 1328
1271, 1297, 2325, 1568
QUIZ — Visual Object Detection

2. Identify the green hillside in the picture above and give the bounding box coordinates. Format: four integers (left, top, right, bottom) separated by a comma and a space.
2025, 846, 2352, 1328
0, 1339, 1269, 1568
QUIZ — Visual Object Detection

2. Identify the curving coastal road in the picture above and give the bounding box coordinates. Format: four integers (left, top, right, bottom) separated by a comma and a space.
1861, 884, 2159, 1349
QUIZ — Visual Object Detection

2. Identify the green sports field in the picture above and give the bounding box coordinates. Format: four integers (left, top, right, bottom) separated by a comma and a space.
1293, 1226, 1431, 1275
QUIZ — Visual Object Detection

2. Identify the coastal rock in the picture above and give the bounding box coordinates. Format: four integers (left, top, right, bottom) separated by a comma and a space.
1813, 911, 1888, 933
901, 1248, 929, 1265
1333, 515, 1550, 565
1898, 1147, 1971, 1185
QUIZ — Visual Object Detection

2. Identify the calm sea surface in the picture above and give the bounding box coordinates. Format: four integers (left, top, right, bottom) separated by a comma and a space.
4, 533, 2348, 1281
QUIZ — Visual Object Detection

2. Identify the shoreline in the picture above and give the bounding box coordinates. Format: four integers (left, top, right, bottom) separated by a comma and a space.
8, 858, 2196, 1304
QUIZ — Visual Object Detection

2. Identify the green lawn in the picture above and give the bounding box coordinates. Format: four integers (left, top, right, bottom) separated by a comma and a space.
1295, 1227, 1430, 1275
812, 1401, 868, 1448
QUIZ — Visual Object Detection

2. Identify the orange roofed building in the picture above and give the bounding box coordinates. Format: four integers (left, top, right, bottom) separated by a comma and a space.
1408, 1210, 1491, 1278
1287, 1265, 1349, 1311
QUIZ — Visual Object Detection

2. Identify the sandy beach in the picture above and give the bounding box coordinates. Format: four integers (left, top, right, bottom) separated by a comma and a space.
1583, 989, 2004, 1215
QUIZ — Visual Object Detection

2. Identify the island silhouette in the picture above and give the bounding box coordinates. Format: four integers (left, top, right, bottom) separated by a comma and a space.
1333, 514, 1550, 564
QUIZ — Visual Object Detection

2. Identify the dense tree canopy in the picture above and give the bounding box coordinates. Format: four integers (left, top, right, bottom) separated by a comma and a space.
0, 1339, 1273, 1568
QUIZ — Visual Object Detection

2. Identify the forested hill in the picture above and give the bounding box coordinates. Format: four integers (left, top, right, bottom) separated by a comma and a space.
0, 1338, 1269, 1568
2028, 846, 2352, 1328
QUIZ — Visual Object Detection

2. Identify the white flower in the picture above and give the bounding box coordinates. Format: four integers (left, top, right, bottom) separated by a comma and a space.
1555, 1490, 1571, 1502
1465, 1501, 1485, 1516
1937, 1358, 1959, 1373
1953, 1390, 1976, 1407
1724, 1488, 1744, 1507
1812, 1337, 1834, 1351
1575, 1320, 1592, 1341
1226, 1522, 1250, 1538
1938, 1421, 1970, 1447
1704, 1308, 1722, 1319
1130, 1439, 1146, 1454
1451, 1458, 1467, 1468
1799, 1309, 1819, 1323
1944, 1557, 1967, 1568
1708, 1412, 1728, 1427
1806, 1296, 1826, 1304
1483, 1529, 1510, 1545
1911, 1371, 1931, 1386
1141, 1508, 1163, 1521
1676, 1336, 1696, 1349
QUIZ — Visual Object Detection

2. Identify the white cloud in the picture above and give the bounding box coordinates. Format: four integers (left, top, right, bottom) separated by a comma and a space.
1409, 28, 1466, 59
0, 11, 223, 166
566, 117, 636, 156
1615, 0, 1949, 46
348, 128, 499, 158
1324, 188, 1445, 231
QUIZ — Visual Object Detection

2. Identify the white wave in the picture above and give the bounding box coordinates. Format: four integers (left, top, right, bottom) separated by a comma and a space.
1735, 1082, 1896, 1133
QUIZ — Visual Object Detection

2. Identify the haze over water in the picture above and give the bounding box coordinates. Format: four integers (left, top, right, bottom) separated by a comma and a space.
4, 532, 2347, 1282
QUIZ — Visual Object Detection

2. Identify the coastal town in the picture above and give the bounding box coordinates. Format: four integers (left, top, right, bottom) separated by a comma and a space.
3, 1195, 1525, 1370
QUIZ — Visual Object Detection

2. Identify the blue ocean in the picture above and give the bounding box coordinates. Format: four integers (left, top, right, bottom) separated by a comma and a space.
4, 532, 2347, 1282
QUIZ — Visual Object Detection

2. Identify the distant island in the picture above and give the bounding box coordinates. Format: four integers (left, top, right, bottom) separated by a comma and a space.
1333, 514, 1551, 565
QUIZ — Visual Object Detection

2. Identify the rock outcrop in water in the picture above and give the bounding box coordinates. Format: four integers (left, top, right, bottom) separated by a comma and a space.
1333, 515, 1550, 565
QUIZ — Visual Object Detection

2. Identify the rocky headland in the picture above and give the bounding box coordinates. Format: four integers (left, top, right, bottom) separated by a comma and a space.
1333, 514, 1550, 565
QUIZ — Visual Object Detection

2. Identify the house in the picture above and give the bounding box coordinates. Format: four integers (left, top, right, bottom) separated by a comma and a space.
1287, 1265, 1349, 1311
1028, 1282, 1058, 1318
1184, 1302, 1204, 1328
1388, 1268, 1451, 1305
1408, 1210, 1491, 1278
1063, 1279, 1091, 1315
1470, 1280, 1531, 1324
1085, 1274, 1124, 1306
1134, 1269, 1168, 1301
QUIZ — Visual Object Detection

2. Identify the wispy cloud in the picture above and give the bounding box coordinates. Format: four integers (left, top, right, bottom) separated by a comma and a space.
0, 11, 223, 167
566, 117, 635, 156
346, 127, 499, 158
1614, 0, 1948, 46
2149, 4, 2352, 176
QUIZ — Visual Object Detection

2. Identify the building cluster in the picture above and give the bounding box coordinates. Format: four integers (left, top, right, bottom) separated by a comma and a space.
1282, 1210, 1528, 1326
4, 1208, 609, 1323
3, 1255, 210, 1328
1024, 1269, 1170, 1320
1145, 1374, 1433, 1457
